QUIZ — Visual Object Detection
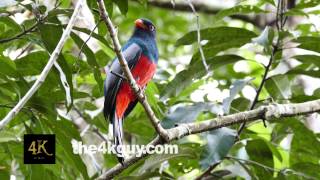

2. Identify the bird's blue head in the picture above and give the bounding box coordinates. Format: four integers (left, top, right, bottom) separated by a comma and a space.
133, 18, 156, 38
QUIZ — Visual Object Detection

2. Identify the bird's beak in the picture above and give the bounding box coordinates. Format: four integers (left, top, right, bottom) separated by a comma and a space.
135, 19, 147, 29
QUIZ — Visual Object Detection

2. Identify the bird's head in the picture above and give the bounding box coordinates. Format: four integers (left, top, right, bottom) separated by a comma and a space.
133, 18, 156, 37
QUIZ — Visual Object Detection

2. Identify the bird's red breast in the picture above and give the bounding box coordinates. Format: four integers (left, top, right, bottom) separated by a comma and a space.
115, 55, 156, 118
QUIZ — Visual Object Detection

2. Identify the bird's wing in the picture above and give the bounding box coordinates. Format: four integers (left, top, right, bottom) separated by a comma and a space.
103, 42, 142, 122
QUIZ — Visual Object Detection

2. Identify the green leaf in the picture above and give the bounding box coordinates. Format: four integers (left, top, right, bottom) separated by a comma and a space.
210, 170, 232, 179
295, 36, 320, 53
139, 148, 196, 173
38, 23, 74, 110
0, 130, 18, 142
47, 9, 74, 18
190, 39, 252, 65
213, 5, 266, 22
72, 26, 111, 49
70, 32, 104, 91
258, 0, 275, 6
252, 26, 274, 53
245, 139, 274, 178
145, 82, 163, 117
161, 55, 245, 99
112, 0, 128, 15
286, 118, 320, 165
290, 163, 320, 179
176, 27, 256, 46
292, 55, 320, 67
230, 97, 250, 113
161, 102, 222, 129
0, 55, 17, 77
104, 0, 114, 17
265, 75, 292, 99
286, 68, 320, 78
295, 0, 320, 9
15, 51, 49, 76
0, 16, 21, 36
223, 78, 253, 114
285, 9, 309, 17
200, 127, 236, 169
43, 118, 88, 179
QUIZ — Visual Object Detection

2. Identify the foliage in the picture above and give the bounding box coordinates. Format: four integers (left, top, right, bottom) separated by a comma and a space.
0, 0, 320, 179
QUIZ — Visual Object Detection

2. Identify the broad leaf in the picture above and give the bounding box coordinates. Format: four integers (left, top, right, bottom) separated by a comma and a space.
286, 68, 320, 78
176, 27, 256, 46
139, 147, 196, 173
213, 5, 266, 22
200, 127, 236, 169
292, 55, 320, 67
161, 102, 223, 129
71, 32, 104, 90
265, 75, 292, 99
0, 55, 18, 77
290, 163, 320, 179
246, 139, 274, 178
252, 26, 274, 53
39, 23, 74, 110
161, 55, 245, 99
295, 36, 320, 53
223, 78, 253, 114
112, 0, 128, 15
286, 118, 320, 165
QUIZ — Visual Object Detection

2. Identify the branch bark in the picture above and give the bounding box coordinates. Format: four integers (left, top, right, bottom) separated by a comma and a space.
0, 0, 84, 129
96, 0, 169, 141
99, 99, 320, 179
146, 0, 261, 27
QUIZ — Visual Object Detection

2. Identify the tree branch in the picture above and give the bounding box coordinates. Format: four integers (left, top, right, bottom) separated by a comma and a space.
201, 1, 288, 176
99, 99, 320, 179
238, 0, 287, 136
0, 23, 38, 44
96, 0, 169, 141
146, 0, 261, 27
0, 0, 84, 129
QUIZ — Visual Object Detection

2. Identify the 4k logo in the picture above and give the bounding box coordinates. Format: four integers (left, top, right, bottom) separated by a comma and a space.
24, 134, 55, 164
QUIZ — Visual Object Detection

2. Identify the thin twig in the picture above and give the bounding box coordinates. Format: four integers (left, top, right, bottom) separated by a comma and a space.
226, 156, 316, 180
186, 0, 209, 73
76, 19, 102, 71
237, 0, 286, 136
0, 0, 84, 130
195, 162, 220, 180
198, 1, 287, 178
110, 71, 128, 81
0, 23, 38, 44
14, 43, 33, 59
237, 44, 278, 135
96, 0, 169, 141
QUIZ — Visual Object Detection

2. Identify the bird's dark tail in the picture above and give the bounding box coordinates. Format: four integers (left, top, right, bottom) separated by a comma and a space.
113, 113, 125, 163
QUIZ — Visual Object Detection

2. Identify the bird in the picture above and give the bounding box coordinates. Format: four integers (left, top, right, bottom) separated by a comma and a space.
103, 18, 158, 163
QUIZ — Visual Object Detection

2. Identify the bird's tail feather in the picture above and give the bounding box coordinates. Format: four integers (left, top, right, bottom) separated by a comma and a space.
113, 113, 125, 163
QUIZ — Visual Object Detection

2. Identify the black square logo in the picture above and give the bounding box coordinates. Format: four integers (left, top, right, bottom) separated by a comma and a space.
24, 134, 55, 164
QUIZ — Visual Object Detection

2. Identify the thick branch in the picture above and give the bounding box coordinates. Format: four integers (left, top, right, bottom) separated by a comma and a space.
146, 0, 260, 27
99, 99, 320, 179
0, 0, 84, 129
96, 0, 169, 141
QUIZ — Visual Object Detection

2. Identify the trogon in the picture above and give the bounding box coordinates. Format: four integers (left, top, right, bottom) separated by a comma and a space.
103, 18, 158, 162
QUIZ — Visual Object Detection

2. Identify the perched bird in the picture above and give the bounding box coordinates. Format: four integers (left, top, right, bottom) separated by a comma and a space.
103, 18, 158, 162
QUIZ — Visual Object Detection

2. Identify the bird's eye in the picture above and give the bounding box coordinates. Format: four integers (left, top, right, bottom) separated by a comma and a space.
149, 25, 155, 31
